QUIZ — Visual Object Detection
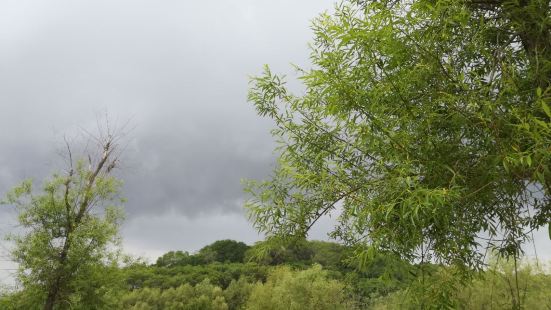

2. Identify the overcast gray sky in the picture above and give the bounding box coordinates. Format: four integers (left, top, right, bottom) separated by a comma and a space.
1, 0, 550, 284
0, 0, 337, 276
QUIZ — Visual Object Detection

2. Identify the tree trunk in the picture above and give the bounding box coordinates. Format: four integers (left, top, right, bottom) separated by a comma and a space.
43, 235, 71, 310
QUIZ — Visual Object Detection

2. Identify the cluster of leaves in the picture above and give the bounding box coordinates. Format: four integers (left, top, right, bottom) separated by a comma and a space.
245, 264, 353, 310
120, 279, 229, 310
120, 242, 551, 309
152, 239, 357, 283
3, 236, 550, 309
128, 239, 410, 289
156, 240, 250, 267
120, 239, 415, 310
244, 239, 348, 267
0, 263, 126, 310
1, 160, 125, 309
372, 257, 551, 309
124, 262, 269, 290
246, 0, 551, 274
456, 258, 551, 309
120, 264, 356, 310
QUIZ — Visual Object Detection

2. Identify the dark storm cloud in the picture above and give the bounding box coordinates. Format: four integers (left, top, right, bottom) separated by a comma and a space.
122, 121, 276, 216
0, 1, 337, 278
0, 0, 334, 218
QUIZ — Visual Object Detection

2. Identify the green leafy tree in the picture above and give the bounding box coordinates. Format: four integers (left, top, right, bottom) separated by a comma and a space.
246, 264, 353, 310
223, 278, 254, 310
155, 240, 250, 267
244, 239, 314, 266
3, 132, 125, 309
123, 261, 269, 291
120, 279, 229, 310
372, 258, 551, 309
246, 0, 551, 274
307, 240, 347, 268
198, 240, 250, 264
156, 251, 198, 267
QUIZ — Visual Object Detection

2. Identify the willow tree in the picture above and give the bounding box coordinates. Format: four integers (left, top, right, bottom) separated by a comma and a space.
3, 130, 125, 309
246, 0, 551, 272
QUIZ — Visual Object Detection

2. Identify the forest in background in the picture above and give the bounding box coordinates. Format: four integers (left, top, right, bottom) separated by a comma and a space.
2, 239, 550, 309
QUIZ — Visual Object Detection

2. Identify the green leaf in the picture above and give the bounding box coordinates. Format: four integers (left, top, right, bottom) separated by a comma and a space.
542, 101, 551, 118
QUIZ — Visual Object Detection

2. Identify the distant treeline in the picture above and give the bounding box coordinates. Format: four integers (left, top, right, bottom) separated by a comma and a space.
127, 239, 414, 299
3, 238, 549, 309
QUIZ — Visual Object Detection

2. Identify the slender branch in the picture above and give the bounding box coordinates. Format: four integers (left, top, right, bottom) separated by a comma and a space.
305, 186, 362, 232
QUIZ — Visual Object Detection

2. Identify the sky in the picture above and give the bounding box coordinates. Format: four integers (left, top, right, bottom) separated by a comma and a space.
1, 0, 550, 285
0, 0, 337, 282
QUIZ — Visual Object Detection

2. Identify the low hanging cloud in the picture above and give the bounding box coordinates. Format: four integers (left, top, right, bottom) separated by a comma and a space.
0, 0, 334, 220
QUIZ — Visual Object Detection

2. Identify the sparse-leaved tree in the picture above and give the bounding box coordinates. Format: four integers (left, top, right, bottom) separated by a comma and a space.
3, 128, 125, 309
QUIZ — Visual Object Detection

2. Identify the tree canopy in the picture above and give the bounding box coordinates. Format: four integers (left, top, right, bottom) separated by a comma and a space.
246, 0, 551, 270
3, 132, 125, 309
199, 240, 250, 264
155, 240, 250, 267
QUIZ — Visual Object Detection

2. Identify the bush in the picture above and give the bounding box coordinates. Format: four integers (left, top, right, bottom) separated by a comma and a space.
246, 264, 353, 310
120, 279, 228, 310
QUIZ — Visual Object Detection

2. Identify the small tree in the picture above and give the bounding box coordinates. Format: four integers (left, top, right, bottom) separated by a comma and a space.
3, 129, 125, 309
198, 240, 250, 264
246, 264, 352, 310
156, 250, 195, 267
120, 280, 229, 310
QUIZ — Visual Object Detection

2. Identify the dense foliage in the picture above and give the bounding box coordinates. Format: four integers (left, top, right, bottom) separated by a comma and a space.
116, 239, 417, 310
372, 258, 551, 309
156, 240, 250, 267
2, 135, 124, 309
2, 237, 550, 309
120, 279, 229, 310
245, 265, 351, 310
246, 0, 551, 273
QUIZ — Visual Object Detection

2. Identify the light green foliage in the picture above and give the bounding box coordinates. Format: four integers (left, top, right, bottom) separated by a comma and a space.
223, 278, 255, 310
2, 136, 125, 309
3, 233, 546, 309
126, 239, 413, 309
372, 258, 551, 309
246, 0, 551, 273
120, 279, 229, 310
246, 264, 353, 310
457, 258, 551, 309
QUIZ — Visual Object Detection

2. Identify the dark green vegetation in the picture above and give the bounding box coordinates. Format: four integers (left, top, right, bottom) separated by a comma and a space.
2, 238, 550, 309
121, 239, 417, 309
0, 238, 411, 309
